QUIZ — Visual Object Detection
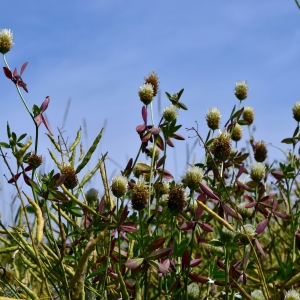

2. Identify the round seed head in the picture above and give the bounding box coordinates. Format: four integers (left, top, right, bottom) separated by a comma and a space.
138, 83, 154, 105
240, 224, 257, 244
111, 174, 128, 198
220, 228, 235, 243
61, 165, 78, 189
167, 184, 187, 215
0, 29, 14, 54
187, 282, 200, 299
85, 188, 99, 204
231, 124, 243, 142
205, 107, 221, 130
243, 106, 254, 124
293, 102, 300, 122
254, 140, 268, 162
237, 201, 253, 219
131, 176, 148, 211
183, 166, 203, 191
250, 162, 266, 182
144, 71, 159, 97
285, 289, 300, 300
251, 290, 266, 300
27, 153, 43, 169
235, 81, 248, 101
212, 130, 231, 161
163, 105, 178, 122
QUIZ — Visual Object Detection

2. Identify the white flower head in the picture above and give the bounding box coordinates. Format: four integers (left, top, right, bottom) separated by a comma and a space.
138, 83, 154, 105
250, 162, 266, 182
206, 107, 221, 130
251, 289, 266, 300
111, 174, 128, 198
163, 104, 178, 122
0, 29, 14, 54
285, 289, 300, 300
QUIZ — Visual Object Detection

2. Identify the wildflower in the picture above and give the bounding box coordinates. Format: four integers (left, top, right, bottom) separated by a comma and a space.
183, 166, 203, 190
35, 96, 53, 135
285, 289, 300, 300
231, 123, 243, 142
163, 105, 178, 122
211, 130, 231, 160
0, 29, 14, 54
230, 148, 238, 157
251, 290, 265, 300
237, 201, 253, 219
205, 107, 221, 130
167, 184, 187, 214
254, 140, 268, 162
243, 106, 254, 124
187, 282, 200, 299
250, 162, 266, 182
144, 71, 159, 97
292, 102, 300, 122
146, 144, 160, 161
85, 188, 99, 204
27, 153, 43, 169
235, 81, 248, 101
111, 174, 127, 198
61, 164, 78, 189
131, 176, 148, 211
138, 83, 154, 105
239, 224, 257, 244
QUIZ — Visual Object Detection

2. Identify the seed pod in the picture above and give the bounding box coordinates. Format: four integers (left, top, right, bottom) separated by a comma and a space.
0, 245, 18, 254
76, 128, 103, 174
78, 163, 100, 189
69, 127, 82, 152
70, 147, 76, 166
46, 134, 62, 152
15, 137, 32, 166
13, 276, 39, 300
48, 149, 62, 169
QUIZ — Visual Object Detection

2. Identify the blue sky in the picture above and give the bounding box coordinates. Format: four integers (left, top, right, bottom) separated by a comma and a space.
1, 1, 300, 219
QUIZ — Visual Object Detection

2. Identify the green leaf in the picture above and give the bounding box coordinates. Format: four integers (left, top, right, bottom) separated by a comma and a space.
17, 133, 27, 142
26, 205, 35, 214
208, 240, 223, 247
237, 120, 249, 126
86, 266, 107, 279
165, 92, 171, 100
225, 242, 240, 250
175, 239, 189, 257
0, 142, 10, 148
178, 102, 188, 110
177, 88, 184, 99
293, 125, 299, 138
281, 138, 294, 144
68, 207, 83, 217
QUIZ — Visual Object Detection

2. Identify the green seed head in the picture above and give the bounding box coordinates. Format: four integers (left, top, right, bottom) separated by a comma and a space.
254, 140, 268, 162
293, 102, 300, 122
243, 106, 254, 124
250, 162, 266, 182
231, 123, 243, 142
183, 166, 203, 191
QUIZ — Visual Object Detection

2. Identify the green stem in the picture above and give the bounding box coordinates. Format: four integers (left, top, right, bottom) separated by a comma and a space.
224, 246, 229, 300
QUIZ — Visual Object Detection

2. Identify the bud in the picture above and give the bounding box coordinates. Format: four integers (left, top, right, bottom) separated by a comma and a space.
292, 102, 300, 122
138, 83, 154, 105
231, 124, 243, 142
240, 224, 256, 244
167, 184, 186, 215
251, 290, 266, 300
254, 140, 268, 162
285, 289, 300, 300
211, 130, 231, 161
206, 107, 221, 130
144, 71, 159, 97
243, 106, 254, 124
183, 166, 203, 191
237, 201, 253, 219
85, 188, 99, 204
235, 81, 248, 101
111, 174, 128, 198
61, 165, 78, 189
230, 148, 238, 157
0, 29, 14, 54
131, 176, 148, 211
27, 153, 43, 169
250, 162, 266, 182
187, 282, 200, 299
162, 105, 178, 122
146, 145, 160, 161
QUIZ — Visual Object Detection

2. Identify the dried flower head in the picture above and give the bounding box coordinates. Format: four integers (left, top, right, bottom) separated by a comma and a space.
183, 166, 203, 191
27, 153, 43, 169
163, 105, 178, 122
250, 162, 266, 182
292, 102, 300, 122
131, 176, 148, 211
212, 130, 231, 161
231, 124, 243, 142
254, 140, 268, 162
243, 106, 254, 124
144, 71, 159, 97
206, 107, 221, 130
167, 184, 186, 214
138, 83, 154, 105
251, 290, 266, 300
187, 282, 200, 299
0, 29, 14, 54
85, 188, 99, 204
146, 145, 160, 161
235, 81, 248, 101
237, 201, 253, 219
285, 289, 300, 300
61, 165, 78, 189
240, 224, 257, 244
111, 174, 128, 198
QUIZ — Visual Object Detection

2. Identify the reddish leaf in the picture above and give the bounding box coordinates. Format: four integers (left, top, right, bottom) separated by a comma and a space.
119, 205, 129, 224
180, 221, 194, 231
255, 219, 268, 234
8, 172, 22, 183
156, 155, 165, 169
188, 272, 209, 283
41, 114, 53, 135
168, 278, 180, 294
125, 158, 133, 170
181, 250, 190, 270
295, 230, 300, 251
222, 203, 242, 220
142, 131, 151, 142
147, 248, 171, 260
41, 96, 50, 112
190, 259, 202, 267
3, 67, 12, 79
146, 237, 166, 252
156, 134, 164, 151
199, 182, 220, 201
136, 124, 146, 133
244, 202, 257, 208
236, 180, 253, 191
142, 106, 147, 124
273, 211, 288, 219
53, 174, 66, 188
255, 239, 265, 256
98, 196, 105, 213
148, 260, 169, 274
20, 62, 28, 75
271, 170, 284, 181
236, 163, 244, 179
125, 258, 144, 269
157, 168, 174, 180
172, 132, 185, 140
166, 138, 174, 147
198, 222, 213, 232
151, 127, 161, 136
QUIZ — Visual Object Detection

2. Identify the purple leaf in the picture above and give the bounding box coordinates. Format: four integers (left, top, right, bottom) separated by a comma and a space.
222, 203, 242, 220
53, 174, 66, 188
180, 221, 194, 231
256, 219, 268, 234
255, 239, 265, 256
199, 182, 220, 201
188, 272, 209, 283
236, 180, 253, 191
136, 124, 146, 133
156, 155, 165, 169
166, 138, 174, 147
20, 62, 28, 75
151, 127, 161, 136
147, 248, 171, 260
41, 114, 53, 135
3, 67, 12, 79
146, 237, 166, 252
172, 132, 185, 140
41, 96, 50, 112
125, 257, 144, 269
156, 134, 164, 151
198, 222, 213, 232
124, 158, 133, 170
142, 106, 147, 124
236, 163, 244, 179
190, 258, 202, 267
295, 230, 300, 251
181, 250, 190, 270
119, 205, 129, 224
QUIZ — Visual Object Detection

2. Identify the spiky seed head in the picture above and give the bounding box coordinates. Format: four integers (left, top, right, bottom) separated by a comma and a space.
205, 107, 221, 130
85, 188, 99, 204
254, 140, 268, 162
146, 145, 160, 161
251, 290, 266, 300
220, 228, 236, 243
111, 174, 127, 198
292, 102, 300, 122
187, 282, 200, 299
138, 83, 154, 105
240, 224, 257, 244
61, 165, 78, 189
231, 124, 243, 142
250, 162, 266, 182
285, 289, 300, 300
237, 201, 253, 219
131, 176, 148, 211
27, 153, 43, 169
183, 166, 203, 191
163, 105, 179, 122
167, 184, 186, 215
0, 29, 14, 54
159, 194, 169, 207
235, 81, 248, 101
144, 71, 159, 97
211, 130, 231, 161
243, 106, 254, 124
